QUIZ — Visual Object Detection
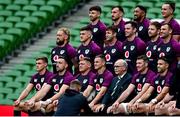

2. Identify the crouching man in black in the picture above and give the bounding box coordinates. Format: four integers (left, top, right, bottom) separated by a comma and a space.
53, 80, 92, 116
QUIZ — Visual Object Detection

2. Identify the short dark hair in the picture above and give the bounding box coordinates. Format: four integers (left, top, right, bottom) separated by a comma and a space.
80, 26, 92, 32
112, 6, 124, 14
79, 57, 92, 64
158, 57, 170, 65
70, 80, 82, 90
164, 1, 175, 12
150, 21, 161, 30
135, 5, 147, 14
125, 21, 137, 30
161, 23, 172, 30
89, 6, 102, 13
58, 56, 68, 64
106, 26, 117, 34
95, 54, 106, 62
36, 56, 48, 63
137, 55, 149, 63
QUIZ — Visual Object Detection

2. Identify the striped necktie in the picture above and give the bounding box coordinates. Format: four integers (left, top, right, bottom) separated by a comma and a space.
111, 76, 121, 97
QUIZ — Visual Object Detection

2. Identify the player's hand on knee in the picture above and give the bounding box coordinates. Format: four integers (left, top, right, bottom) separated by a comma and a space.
112, 101, 119, 109
107, 106, 113, 114
25, 99, 35, 107
53, 100, 59, 106
95, 104, 105, 112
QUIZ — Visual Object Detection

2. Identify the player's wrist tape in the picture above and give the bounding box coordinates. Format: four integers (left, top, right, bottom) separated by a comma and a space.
136, 99, 142, 103
151, 99, 157, 104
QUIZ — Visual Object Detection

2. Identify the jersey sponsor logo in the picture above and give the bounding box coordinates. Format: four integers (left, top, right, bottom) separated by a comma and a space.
52, 51, 55, 54
137, 83, 142, 91
146, 51, 151, 58
166, 47, 171, 52
125, 51, 129, 58
118, 28, 120, 32
85, 49, 90, 54
139, 26, 143, 31
34, 79, 37, 82
41, 77, 44, 83
130, 46, 135, 51
158, 47, 161, 51
153, 45, 157, 50
96, 84, 101, 91
111, 49, 116, 53
60, 50, 65, 55
93, 28, 98, 33
36, 83, 41, 91
104, 50, 107, 54
79, 54, 84, 60
159, 52, 165, 57
157, 85, 162, 93
78, 50, 81, 53
54, 84, 59, 91
105, 54, 111, 61
83, 79, 88, 84
146, 46, 149, 50
60, 79, 63, 84
100, 78, 104, 84
53, 55, 59, 62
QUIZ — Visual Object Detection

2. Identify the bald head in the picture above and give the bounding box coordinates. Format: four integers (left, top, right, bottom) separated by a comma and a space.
114, 59, 128, 75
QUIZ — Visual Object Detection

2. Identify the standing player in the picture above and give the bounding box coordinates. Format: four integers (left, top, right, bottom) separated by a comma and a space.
51, 27, 77, 74
146, 21, 162, 72
76, 26, 102, 62
111, 6, 126, 42
14, 57, 53, 116
122, 21, 146, 74
161, 2, 180, 42
89, 55, 113, 110
103, 26, 123, 75
74, 57, 96, 101
88, 6, 107, 49
158, 23, 180, 73
25, 56, 74, 115
133, 5, 150, 42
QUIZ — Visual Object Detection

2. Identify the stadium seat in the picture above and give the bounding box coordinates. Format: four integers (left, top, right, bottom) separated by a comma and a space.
0, 88, 13, 96
0, 10, 13, 18
22, 5, 38, 13
0, 0, 12, 7
0, 76, 13, 85
79, 17, 89, 25
138, 2, 153, 9
7, 93, 20, 101
0, 16, 5, 22
0, 22, 13, 30
121, 1, 136, 9
13, 0, 29, 6
0, 4, 4, 10
47, 0, 64, 15
0, 28, 5, 34
23, 70, 36, 77
103, 1, 120, 8
15, 76, 30, 84
39, 5, 57, 21
30, 0, 46, 7
14, 11, 30, 18
3, 70, 22, 79
6, 16, 21, 24
6, 4, 21, 12
6, 82, 22, 90
31, 11, 49, 27
0, 98, 13, 105
148, 8, 161, 17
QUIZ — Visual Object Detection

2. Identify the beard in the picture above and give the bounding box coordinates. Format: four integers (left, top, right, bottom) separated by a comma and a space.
56, 39, 64, 46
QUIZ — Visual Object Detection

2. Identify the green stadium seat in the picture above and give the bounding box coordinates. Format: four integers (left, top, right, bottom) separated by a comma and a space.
31, 11, 49, 26
103, 1, 120, 8
47, 0, 64, 15
0, 16, 5, 22
0, 28, 5, 34
101, 18, 112, 26
148, 8, 161, 17
0, 76, 13, 84
155, 2, 163, 8
39, 5, 57, 20
79, 17, 89, 25
70, 29, 79, 39
6, 16, 21, 24
70, 40, 80, 48
16, 76, 30, 84
22, 5, 38, 12
3, 70, 22, 79
0, 94, 3, 99
7, 93, 20, 101
138, 2, 153, 9
14, 11, 30, 18
0, 99, 14, 105
0, 22, 13, 29
6, 4, 21, 12
0, 88, 13, 96
13, 0, 29, 6
23, 70, 36, 77
121, 1, 136, 9
0, 0, 12, 7
30, 0, 46, 6
124, 12, 133, 19
0, 34, 15, 45
0, 10, 13, 17
147, 13, 157, 19
6, 82, 22, 90
0, 5, 4, 10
